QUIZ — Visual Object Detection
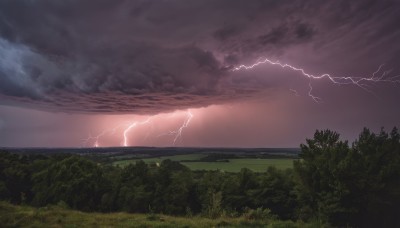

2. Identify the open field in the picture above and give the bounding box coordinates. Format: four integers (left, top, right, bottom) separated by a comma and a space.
182, 159, 294, 172
113, 153, 207, 166
113, 153, 295, 172
0, 201, 317, 228
3, 147, 299, 172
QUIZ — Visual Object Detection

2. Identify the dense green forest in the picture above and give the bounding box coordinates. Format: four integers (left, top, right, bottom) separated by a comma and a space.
1, 128, 399, 227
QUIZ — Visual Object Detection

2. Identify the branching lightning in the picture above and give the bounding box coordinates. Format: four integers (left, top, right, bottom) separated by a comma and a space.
157, 111, 193, 145
83, 110, 194, 147
82, 123, 126, 147
123, 118, 152, 147
233, 58, 400, 101
84, 57, 400, 148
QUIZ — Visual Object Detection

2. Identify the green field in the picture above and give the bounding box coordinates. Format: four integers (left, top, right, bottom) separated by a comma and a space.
0, 201, 316, 228
113, 154, 294, 172
182, 159, 294, 172
113, 154, 206, 166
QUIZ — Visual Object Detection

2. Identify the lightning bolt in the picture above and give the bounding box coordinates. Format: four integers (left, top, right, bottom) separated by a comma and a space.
233, 58, 400, 101
82, 123, 127, 147
83, 58, 398, 147
173, 111, 194, 145
157, 111, 194, 145
123, 118, 152, 147
83, 110, 194, 147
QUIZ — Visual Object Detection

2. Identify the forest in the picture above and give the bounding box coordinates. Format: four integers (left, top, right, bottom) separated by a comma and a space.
1, 128, 399, 227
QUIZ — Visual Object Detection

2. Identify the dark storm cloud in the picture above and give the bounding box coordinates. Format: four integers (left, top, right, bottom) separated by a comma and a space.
213, 25, 243, 42
0, 0, 399, 114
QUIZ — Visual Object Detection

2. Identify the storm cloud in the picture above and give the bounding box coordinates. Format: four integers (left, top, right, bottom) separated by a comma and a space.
0, 0, 399, 114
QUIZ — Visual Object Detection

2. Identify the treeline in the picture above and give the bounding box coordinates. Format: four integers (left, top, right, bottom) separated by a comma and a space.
1, 127, 399, 227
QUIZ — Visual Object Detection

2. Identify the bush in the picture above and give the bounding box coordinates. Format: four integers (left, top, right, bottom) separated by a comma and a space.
243, 207, 277, 221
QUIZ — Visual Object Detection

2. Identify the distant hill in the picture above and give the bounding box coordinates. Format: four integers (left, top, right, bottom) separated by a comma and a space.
0, 146, 300, 157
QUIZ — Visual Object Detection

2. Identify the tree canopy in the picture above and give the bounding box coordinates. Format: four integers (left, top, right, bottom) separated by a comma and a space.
1, 127, 399, 227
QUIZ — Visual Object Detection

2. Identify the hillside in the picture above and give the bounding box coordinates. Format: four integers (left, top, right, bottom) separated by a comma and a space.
0, 202, 316, 228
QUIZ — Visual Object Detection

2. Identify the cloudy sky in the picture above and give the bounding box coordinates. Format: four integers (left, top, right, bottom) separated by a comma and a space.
0, 0, 399, 147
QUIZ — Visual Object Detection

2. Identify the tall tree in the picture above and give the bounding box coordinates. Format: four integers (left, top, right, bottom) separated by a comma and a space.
294, 128, 400, 227
32, 156, 109, 211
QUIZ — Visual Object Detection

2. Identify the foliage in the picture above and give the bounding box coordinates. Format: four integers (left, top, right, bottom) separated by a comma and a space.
31, 155, 109, 211
0, 201, 316, 228
243, 207, 277, 221
114, 155, 295, 172
1, 127, 399, 227
294, 128, 400, 227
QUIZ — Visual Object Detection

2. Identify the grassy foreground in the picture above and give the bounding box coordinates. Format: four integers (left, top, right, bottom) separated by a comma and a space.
0, 202, 317, 228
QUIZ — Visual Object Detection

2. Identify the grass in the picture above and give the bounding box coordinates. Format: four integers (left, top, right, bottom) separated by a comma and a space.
113, 154, 207, 166
0, 201, 318, 228
113, 154, 294, 172
182, 159, 294, 172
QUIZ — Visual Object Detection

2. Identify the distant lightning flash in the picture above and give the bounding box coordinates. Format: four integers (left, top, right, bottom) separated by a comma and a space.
123, 118, 152, 147
83, 110, 194, 147
173, 111, 194, 145
157, 111, 194, 145
82, 123, 126, 147
84, 58, 399, 147
233, 58, 400, 101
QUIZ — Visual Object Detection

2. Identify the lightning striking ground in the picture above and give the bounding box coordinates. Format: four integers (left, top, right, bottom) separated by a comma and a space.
83, 110, 194, 147
157, 111, 193, 145
84, 58, 400, 148
82, 123, 127, 147
233, 58, 400, 101
173, 111, 194, 145
123, 118, 152, 147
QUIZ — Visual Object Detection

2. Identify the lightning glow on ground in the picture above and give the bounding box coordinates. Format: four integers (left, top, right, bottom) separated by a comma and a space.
233, 58, 400, 101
